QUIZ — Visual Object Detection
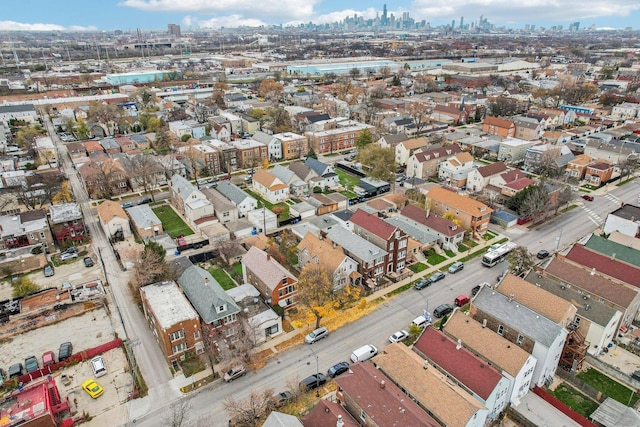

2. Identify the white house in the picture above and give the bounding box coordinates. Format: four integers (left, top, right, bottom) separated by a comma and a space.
216, 181, 258, 217
394, 137, 429, 166
169, 174, 214, 226
251, 169, 290, 203
466, 161, 509, 192
96, 200, 132, 240
497, 137, 536, 163
438, 151, 475, 183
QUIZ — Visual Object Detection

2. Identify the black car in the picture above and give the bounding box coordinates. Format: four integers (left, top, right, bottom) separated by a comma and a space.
58, 342, 73, 362
84, 257, 94, 267
138, 197, 152, 205
433, 303, 455, 318
8, 363, 23, 379
327, 362, 350, 378
633, 370, 640, 381
471, 285, 482, 296
300, 373, 327, 390
537, 250, 550, 259
414, 279, 431, 290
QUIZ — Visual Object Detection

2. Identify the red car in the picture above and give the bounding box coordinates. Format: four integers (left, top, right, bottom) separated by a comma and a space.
42, 351, 56, 367
582, 194, 594, 201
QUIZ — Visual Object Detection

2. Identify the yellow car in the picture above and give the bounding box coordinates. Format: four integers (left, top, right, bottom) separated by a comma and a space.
82, 379, 104, 398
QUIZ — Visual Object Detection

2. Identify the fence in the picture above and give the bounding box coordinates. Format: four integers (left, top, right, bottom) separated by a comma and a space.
532, 386, 597, 427
586, 353, 640, 389
335, 162, 366, 178
556, 367, 608, 403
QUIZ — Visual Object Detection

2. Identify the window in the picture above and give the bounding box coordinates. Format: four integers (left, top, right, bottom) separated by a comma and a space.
172, 342, 187, 354
266, 324, 279, 336
194, 331, 200, 340
399, 239, 407, 249
517, 335, 524, 345
497, 325, 504, 336
360, 410, 367, 422
217, 305, 226, 313
169, 329, 184, 342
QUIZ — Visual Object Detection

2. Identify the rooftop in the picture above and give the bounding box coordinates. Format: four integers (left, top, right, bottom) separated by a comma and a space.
141, 281, 199, 330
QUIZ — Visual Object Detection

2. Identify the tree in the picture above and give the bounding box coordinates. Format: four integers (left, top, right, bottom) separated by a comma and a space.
487, 97, 520, 117
407, 103, 431, 135
349, 67, 361, 79
121, 155, 162, 200
258, 79, 284, 103
12, 277, 40, 298
266, 107, 292, 133
520, 184, 550, 220
162, 400, 192, 427
619, 157, 639, 183
15, 126, 41, 152
87, 101, 125, 135
184, 144, 204, 185
297, 264, 338, 329
306, 146, 317, 159
133, 88, 155, 111
75, 119, 90, 140
355, 128, 373, 149
131, 241, 171, 300
553, 185, 574, 214
506, 246, 535, 277
153, 126, 172, 154
442, 212, 462, 228
52, 181, 74, 204
357, 145, 395, 182
223, 389, 274, 427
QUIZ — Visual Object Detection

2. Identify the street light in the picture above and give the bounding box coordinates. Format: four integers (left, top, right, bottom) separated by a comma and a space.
308, 345, 320, 397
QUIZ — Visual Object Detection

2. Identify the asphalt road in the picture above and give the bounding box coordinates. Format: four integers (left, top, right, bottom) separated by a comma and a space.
132, 180, 640, 426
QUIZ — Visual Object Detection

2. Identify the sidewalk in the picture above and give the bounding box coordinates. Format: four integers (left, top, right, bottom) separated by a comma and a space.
254, 233, 501, 354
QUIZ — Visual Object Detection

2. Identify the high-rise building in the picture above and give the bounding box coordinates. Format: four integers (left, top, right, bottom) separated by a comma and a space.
168, 23, 181, 37
382, 4, 388, 26
460, 16, 464, 29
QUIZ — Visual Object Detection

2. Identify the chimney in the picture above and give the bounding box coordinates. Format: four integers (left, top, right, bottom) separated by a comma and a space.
456, 338, 462, 350
380, 380, 385, 389
204, 277, 209, 286
333, 242, 337, 249
336, 415, 344, 427
591, 267, 596, 276
508, 293, 515, 302
423, 360, 429, 370
266, 253, 271, 261
611, 253, 616, 261
482, 319, 487, 328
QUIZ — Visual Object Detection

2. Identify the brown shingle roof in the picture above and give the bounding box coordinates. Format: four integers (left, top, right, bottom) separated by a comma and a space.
477, 161, 508, 178
443, 311, 532, 377
96, 200, 127, 223
496, 274, 576, 324
427, 186, 493, 216
241, 246, 297, 292
484, 116, 515, 128
400, 137, 429, 150
297, 232, 345, 273
373, 343, 485, 426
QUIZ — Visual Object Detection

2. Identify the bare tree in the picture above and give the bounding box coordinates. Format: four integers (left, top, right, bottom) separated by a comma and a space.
407, 102, 431, 135
507, 246, 535, 277
162, 400, 192, 427
520, 184, 550, 220
223, 389, 274, 427
183, 144, 204, 186
121, 155, 163, 200
553, 185, 574, 214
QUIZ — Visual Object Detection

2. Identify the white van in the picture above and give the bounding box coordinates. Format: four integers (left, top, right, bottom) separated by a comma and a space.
350, 344, 378, 363
90, 356, 107, 378
412, 315, 431, 329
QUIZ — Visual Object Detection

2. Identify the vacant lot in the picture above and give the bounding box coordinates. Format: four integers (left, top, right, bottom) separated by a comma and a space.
152, 205, 194, 238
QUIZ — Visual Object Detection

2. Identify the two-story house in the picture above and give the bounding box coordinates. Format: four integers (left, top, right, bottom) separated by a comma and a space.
395, 137, 429, 166
140, 280, 204, 367
437, 151, 475, 187
297, 232, 360, 290
565, 154, 593, 181
497, 137, 536, 164
584, 160, 614, 186
227, 284, 282, 344
466, 161, 508, 192
251, 169, 290, 203
202, 188, 238, 224
48, 203, 87, 245
426, 186, 493, 238
79, 159, 129, 199
443, 310, 538, 406
0, 210, 54, 252
96, 200, 132, 241
273, 132, 309, 160
304, 158, 339, 189
216, 181, 258, 218
398, 204, 465, 252
406, 144, 462, 179
169, 175, 214, 226
482, 116, 516, 137
414, 327, 511, 421
350, 209, 408, 274
242, 246, 298, 309
603, 204, 640, 238
470, 286, 568, 388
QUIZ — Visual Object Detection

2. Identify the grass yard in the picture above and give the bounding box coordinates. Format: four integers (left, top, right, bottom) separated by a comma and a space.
408, 263, 428, 273
152, 205, 193, 238
443, 249, 455, 258
427, 253, 447, 265
550, 383, 599, 417
457, 244, 469, 252
335, 169, 361, 190
208, 268, 237, 290
577, 368, 639, 406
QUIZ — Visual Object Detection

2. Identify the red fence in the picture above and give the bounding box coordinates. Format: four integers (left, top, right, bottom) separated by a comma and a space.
15, 339, 123, 386
533, 386, 597, 427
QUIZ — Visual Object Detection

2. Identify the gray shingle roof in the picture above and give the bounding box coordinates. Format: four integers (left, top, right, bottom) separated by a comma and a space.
171, 174, 197, 202
384, 216, 438, 246
472, 287, 565, 347
270, 165, 296, 184
126, 205, 161, 229
216, 181, 254, 205
177, 265, 240, 324
326, 227, 387, 262
304, 157, 330, 176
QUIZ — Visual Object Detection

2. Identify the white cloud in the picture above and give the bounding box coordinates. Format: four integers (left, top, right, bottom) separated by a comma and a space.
290, 7, 382, 25
0, 21, 96, 31
183, 15, 265, 29
120, 0, 320, 21
411, 0, 640, 25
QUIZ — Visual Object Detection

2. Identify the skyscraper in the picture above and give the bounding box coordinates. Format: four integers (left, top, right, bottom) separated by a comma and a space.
460, 16, 464, 29
382, 4, 388, 26
167, 23, 181, 37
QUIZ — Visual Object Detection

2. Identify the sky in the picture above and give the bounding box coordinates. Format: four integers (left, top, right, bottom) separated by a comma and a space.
0, 0, 639, 32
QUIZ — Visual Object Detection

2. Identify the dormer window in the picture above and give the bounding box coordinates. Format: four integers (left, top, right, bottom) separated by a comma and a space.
216, 304, 226, 313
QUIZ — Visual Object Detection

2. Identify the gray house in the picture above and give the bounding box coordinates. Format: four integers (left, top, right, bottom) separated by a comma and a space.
216, 181, 258, 217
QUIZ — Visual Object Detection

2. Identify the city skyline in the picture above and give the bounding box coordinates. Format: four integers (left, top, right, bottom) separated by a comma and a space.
0, 0, 639, 32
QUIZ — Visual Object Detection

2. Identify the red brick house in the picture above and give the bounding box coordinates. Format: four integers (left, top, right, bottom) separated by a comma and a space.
482, 116, 516, 137
79, 159, 129, 199
585, 160, 614, 186
48, 202, 87, 244
351, 209, 408, 273
241, 246, 298, 310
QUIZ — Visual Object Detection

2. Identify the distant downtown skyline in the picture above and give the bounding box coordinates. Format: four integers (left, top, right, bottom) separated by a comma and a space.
1, 0, 639, 32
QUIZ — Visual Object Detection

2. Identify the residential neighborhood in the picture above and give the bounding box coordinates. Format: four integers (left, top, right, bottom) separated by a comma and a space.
2, 12, 640, 427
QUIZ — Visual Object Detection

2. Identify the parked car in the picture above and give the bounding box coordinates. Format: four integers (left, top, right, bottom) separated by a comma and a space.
24, 356, 39, 373
44, 265, 54, 277
429, 272, 446, 283
60, 252, 78, 262
42, 351, 56, 367
269, 391, 293, 408
412, 315, 431, 329
62, 246, 77, 255
327, 362, 350, 378
223, 365, 246, 382
58, 342, 73, 362
8, 363, 23, 378
90, 356, 107, 377
300, 373, 326, 390
471, 284, 482, 296
433, 303, 455, 318
414, 278, 431, 290
83, 257, 94, 267
121, 201, 134, 209
389, 330, 409, 343
633, 370, 640, 381
537, 249, 550, 259
454, 294, 470, 307
82, 379, 104, 398
448, 261, 464, 274
138, 197, 152, 205
0, 368, 5, 386
582, 194, 594, 201
350, 344, 378, 363
305, 327, 329, 344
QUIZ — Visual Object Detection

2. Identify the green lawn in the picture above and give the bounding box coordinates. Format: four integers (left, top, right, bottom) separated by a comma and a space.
245, 189, 290, 220
335, 169, 361, 190
550, 383, 599, 417
427, 253, 447, 265
152, 205, 193, 238
208, 268, 237, 290
443, 249, 455, 258
408, 263, 428, 273
577, 368, 639, 406
457, 244, 469, 252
